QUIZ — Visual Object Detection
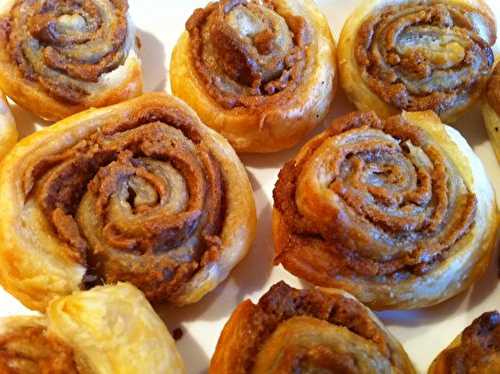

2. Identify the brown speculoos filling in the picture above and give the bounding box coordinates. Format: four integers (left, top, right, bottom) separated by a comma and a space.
186, 0, 311, 109
22, 107, 226, 302
0, 326, 78, 374
273, 111, 476, 280
0, 0, 129, 103
355, 2, 494, 115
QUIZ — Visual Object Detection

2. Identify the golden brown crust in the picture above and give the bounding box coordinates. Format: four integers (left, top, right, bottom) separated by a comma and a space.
170, 0, 336, 153
272, 110, 497, 310
428, 311, 500, 373
0, 283, 186, 374
0, 93, 256, 311
210, 281, 416, 373
483, 63, 500, 162
0, 0, 143, 121
338, 0, 496, 123
0, 93, 16, 161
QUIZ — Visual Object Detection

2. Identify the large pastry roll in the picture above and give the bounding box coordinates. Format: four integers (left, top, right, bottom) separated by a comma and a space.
0, 283, 186, 373
170, 0, 336, 153
0, 93, 16, 161
210, 281, 416, 373
0, 0, 142, 121
338, 0, 496, 122
428, 311, 500, 373
482, 62, 500, 162
0, 93, 256, 311
273, 110, 497, 309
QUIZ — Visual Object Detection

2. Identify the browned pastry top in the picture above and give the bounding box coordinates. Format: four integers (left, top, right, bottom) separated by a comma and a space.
0, 0, 130, 103
0, 326, 78, 374
487, 64, 500, 116
186, 0, 311, 109
274, 111, 476, 280
214, 282, 395, 373
444, 312, 500, 372
22, 105, 227, 302
355, 1, 494, 115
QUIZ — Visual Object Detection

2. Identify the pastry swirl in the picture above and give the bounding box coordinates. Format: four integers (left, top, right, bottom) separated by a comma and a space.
0, 93, 256, 311
210, 281, 416, 373
0, 93, 16, 161
339, 0, 496, 122
0, 283, 186, 374
0, 0, 142, 121
429, 311, 500, 373
273, 110, 497, 309
482, 62, 500, 162
171, 0, 336, 152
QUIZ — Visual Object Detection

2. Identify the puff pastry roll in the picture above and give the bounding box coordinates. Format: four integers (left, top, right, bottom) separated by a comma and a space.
482, 63, 500, 162
338, 0, 496, 122
210, 281, 416, 373
0, 283, 186, 373
0, 93, 16, 161
170, 0, 336, 153
273, 110, 497, 310
0, 0, 142, 121
0, 93, 256, 311
429, 311, 500, 373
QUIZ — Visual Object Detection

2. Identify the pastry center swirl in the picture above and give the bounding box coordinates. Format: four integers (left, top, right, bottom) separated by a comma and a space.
3, 0, 130, 103
355, 2, 494, 114
187, 0, 311, 108
23, 109, 226, 301
0, 326, 78, 374
274, 112, 476, 277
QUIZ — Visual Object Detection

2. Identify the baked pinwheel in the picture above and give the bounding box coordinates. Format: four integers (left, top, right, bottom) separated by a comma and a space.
170, 0, 336, 153
210, 282, 416, 373
429, 311, 500, 373
482, 62, 500, 162
338, 0, 496, 122
0, 93, 16, 161
0, 0, 142, 121
0, 93, 256, 311
0, 283, 185, 374
273, 110, 497, 309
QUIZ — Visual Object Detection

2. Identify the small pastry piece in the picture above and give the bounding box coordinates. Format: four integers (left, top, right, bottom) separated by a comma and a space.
0, 93, 16, 161
338, 0, 496, 122
482, 63, 500, 162
0, 0, 143, 121
0, 283, 186, 374
0, 93, 256, 311
273, 110, 497, 310
210, 281, 416, 373
428, 311, 500, 373
170, 0, 336, 153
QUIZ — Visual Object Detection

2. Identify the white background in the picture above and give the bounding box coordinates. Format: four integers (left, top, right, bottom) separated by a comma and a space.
1, 1, 499, 373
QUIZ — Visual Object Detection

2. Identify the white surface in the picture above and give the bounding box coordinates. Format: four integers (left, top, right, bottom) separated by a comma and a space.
1, 1, 500, 373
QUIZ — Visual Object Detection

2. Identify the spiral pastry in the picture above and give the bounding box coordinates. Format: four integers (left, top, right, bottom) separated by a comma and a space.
429, 311, 500, 373
210, 281, 416, 373
338, 0, 496, 122
170, 0, 336, 153
0, 283, 186, 374
482, 62, 500, 162
273, 110, 497, 309
0, 0, 142, 121
0, 93, 16, 161
0, 93, 256, 311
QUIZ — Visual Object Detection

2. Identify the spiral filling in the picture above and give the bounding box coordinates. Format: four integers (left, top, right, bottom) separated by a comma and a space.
274, 112, 476, 278
355, 2, 494, 114
186, 0, 311, 108
230, 282, 397, 373
0, 326, 78, 374
443, 312, 500, 372
0, 0, 130, 103
22, 109, 226, 302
